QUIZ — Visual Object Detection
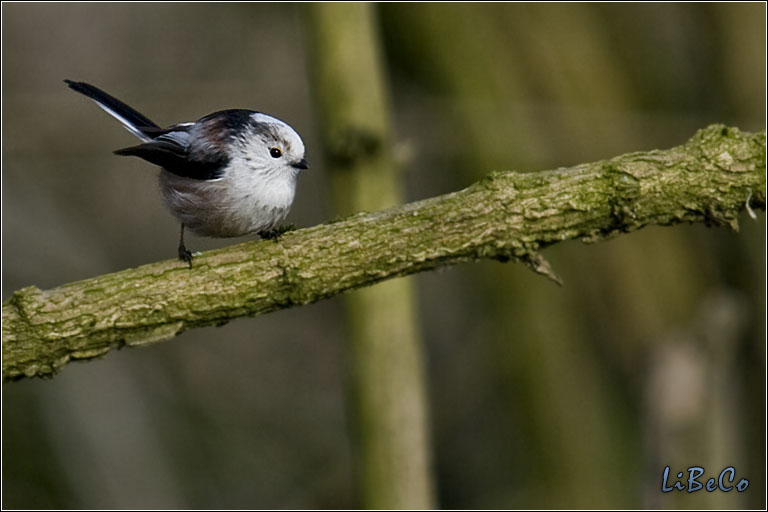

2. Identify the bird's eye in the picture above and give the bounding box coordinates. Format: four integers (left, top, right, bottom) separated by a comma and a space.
270, 147, 282, 158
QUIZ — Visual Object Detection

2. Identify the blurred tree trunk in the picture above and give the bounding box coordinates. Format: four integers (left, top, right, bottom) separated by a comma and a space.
303, 4, 435, 509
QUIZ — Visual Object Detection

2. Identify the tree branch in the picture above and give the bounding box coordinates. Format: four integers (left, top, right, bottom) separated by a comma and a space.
3, 124, 765, 382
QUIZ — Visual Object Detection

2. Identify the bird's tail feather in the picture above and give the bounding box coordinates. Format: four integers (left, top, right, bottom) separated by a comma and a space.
64, 80, 160, 141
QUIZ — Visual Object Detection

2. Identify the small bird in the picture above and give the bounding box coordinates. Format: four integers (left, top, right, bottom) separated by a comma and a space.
65, 80, 309, 265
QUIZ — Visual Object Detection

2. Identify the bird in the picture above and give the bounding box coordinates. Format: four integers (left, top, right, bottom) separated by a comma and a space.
64, 80, 309, 265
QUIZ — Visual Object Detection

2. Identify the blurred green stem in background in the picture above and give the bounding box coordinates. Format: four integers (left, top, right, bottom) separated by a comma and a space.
303, 3, 436, 509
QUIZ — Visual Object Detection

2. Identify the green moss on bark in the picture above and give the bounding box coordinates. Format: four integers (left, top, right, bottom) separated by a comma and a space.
2, 124, 765, 382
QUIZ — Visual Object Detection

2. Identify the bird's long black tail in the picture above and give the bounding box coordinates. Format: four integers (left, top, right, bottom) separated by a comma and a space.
64, 80, 160, 141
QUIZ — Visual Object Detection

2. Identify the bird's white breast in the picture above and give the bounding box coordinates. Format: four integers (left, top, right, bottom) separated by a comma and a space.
159, 159, 298, 238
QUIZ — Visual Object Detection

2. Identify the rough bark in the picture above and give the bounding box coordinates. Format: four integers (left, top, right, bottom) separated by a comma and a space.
2, 124, 765, 382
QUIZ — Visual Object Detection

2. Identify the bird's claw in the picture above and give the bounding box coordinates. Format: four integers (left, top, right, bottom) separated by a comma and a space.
178, 245, 194, 267
259, 224, 296, 242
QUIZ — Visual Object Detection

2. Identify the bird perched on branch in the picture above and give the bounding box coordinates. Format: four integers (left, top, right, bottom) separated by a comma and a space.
65, 80, 309, 265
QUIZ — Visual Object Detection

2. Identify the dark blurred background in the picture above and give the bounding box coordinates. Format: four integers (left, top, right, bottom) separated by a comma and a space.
2, 2, 765, 509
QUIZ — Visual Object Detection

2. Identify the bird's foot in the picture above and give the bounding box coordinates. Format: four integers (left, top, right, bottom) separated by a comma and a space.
259, 224, 296, 242
178, 244, 194, 267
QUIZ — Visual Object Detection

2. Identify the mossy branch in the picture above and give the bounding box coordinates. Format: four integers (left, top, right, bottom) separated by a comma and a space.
2, 124, 765, 382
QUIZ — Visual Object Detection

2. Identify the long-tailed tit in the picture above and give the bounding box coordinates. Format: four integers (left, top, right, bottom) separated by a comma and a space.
65, 80, 309, 265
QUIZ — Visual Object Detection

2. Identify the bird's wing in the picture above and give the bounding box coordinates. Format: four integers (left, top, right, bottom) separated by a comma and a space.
114, 133, 228, 181
114, 111, 260, 180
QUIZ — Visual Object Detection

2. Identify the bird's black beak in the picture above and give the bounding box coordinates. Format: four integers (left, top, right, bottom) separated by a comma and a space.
292, 158, 309, 170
